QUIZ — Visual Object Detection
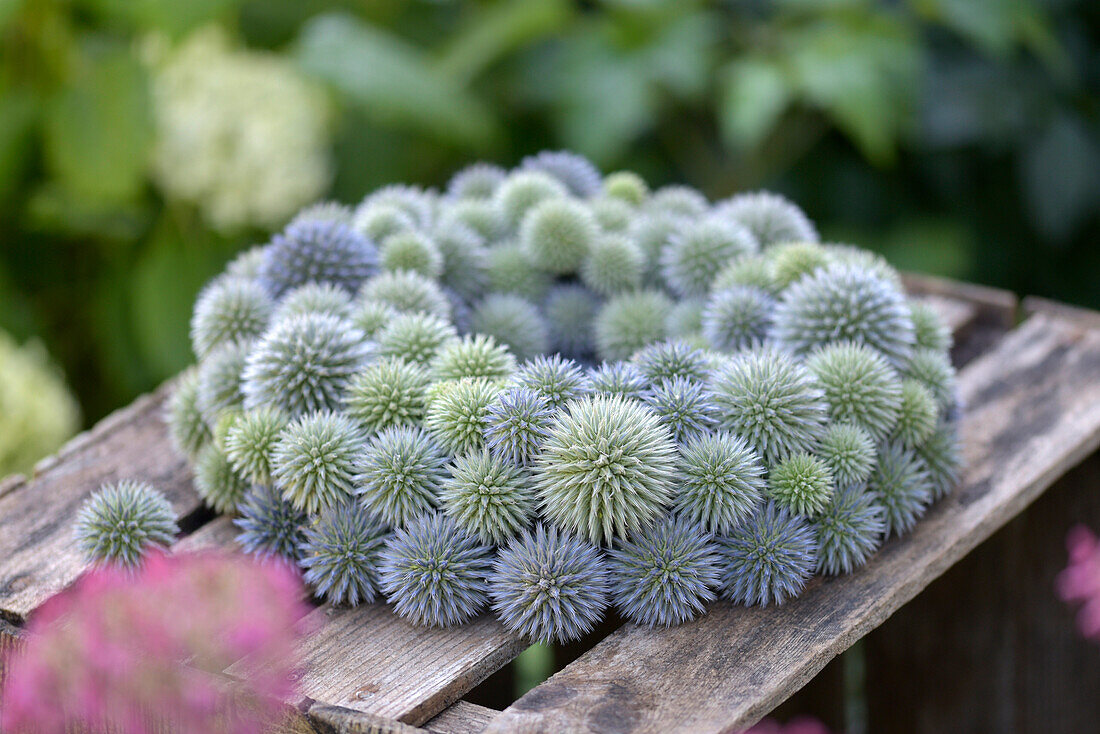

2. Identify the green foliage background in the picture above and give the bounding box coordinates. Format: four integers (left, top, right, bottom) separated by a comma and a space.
1, 0, 1098, 428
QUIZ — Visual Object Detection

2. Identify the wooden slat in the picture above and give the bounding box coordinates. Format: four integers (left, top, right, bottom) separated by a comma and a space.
1022, 295, 1100, 331
484, 312, 1100, 734
173, 515, 239, 553
0, 383, 201, 619
902, 272, 1017, 327
424, 701, 498, 734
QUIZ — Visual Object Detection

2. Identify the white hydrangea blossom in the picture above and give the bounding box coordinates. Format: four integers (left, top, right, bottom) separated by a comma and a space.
149, 28, 332, 231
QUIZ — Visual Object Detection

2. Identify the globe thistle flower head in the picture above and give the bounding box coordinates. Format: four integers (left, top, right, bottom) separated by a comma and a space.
581, 234, 644, 296
719, 502, 818, 606
766, 241, 830, 290
710, 347, 827, 464
75, 481, 178, 567
273, 281, 354, 322
447, 162, 507, 200
632, 339, 711, 386
351, 299, 398, 339
511, 354, 593, 411
666, 298, 706, 340
711, 255, 777, 295
642, 377, 718, 444
485, 242, 552, 302
242, 312, 373, 417
346, 357, 431, 435
817, 422, 877, 487
355, 426, 448, 528
595, 289, 673, 362
519, 198, 598, 275
603, 170, 648, 205
608, 516, 721, 628
271, 410, 363, 515
660, 216, 758, 297
225, 245, 267, 280
233, 484, 307, 560
588, 360, 651, 401
190, 276, 272, 359
701, 286, 775, 353
804, 341, 903, 440
823, 243, 902, 287
768, 452, 835, 518
257, 219, 378, 299
544, 284, 600, 359
425, 377, 503, 455
490, 524, 609, 644
360, 268, 451, 320
431, 333, 516, 382
714, 191, 818, 248
534, 394, 678, 544
353, 202, 417, 243
647, 185, 709, 219
447, 199, 506, 244
376, 311, 458, 366
674, 431, 766, 535
494, 170, 568, 231
442, 449, 535, 544
520, 149, 602, 197
291, 200, 354, 227
166, 367, 212, 459
870, 440, 933, 538
914, 419, 962, 500
359, 184, 435, 229
196, 339, 250, 425
814, 484, 885, 575
298, 500, 388, 606
590, 196, 633, 233
905, 347, 957, 410
194, 443, 250, 514
909, 300, 953, 352
771, 263, 916, 368
380, 512, 493, 627
894, 379, 938, 448
432, 220, 490, 300
484, 387, 554, 468
470, 294, 550, 362
380, 230, 444, 279
224, 405, 288, 484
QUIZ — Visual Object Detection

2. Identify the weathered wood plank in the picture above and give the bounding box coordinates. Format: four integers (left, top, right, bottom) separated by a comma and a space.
173, 514, 239, 553
424, 701, 498, 734
1022, 295, 1100, 331
484, 313, 1100, 734
0, 383, 200, 619
901, 272, 1017, 327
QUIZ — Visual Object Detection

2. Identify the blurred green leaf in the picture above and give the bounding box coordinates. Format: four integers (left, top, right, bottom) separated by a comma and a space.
1021, 113, 1100, 242
719, 58, 791, 150
24, 181, 152, 239
910, 0, 1052, 60
636, 10, 717, 98
0, 88, 37, 205
84, 0, 243, 36
294, 12, 499, 151
43, 47, 153, 206
0, 0, 25, 32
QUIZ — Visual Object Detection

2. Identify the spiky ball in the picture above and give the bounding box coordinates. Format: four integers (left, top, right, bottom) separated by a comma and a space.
447, 162, 506, 199
520, 149, 602, 197
271, 410, 363, 515
75, 481, 178, 567
701, 286, 775, 352
359, 184, 435, 228
484, 387, 554, 467
379, 513, 493, 627
196, 340, 249, 424
379, 231, 444, 279
715, 191, 818, 248
544, 284, 600, 359
718, 502, 818, 606
660, 217, 757, 297
805, 342, 903, 440
485, 243, 552, 302
710, 347, 827, 464
425, 377, 503, 455
594, 290, 673, 362
432, 220, 490, 301
520, 198, 598, 275
351, 300, 398, 339
448, 199, 505, 243
194, 443, 250, 514
630, 212, 683, 281
768, 452, 834, 517
915, 419, 962, 500
581, 235, 644, 296
642, 377, 718, 444
376, 312, 458, 366
771, 263, 916, 367
904, 348, 957, 410
711, 255, 777, 295
442, 449, 535, 544
257, 219, 378, 299
190, 276, 272, 359
816, 422, 877, 487
470, 294, 549, 363
355, 426, 448, 528
431, 334, 516, 383
242, 313, 373, 417
273, 282, 354, 323
494, 170, 568, 231
608, 516, 721, 627
910, 300, 953, 352
353, 202, 416, 243
766, 241, 830, 290
588, 361, 651, 401
511, 355, 592, 411
894, 379, 938, 448
869, 440, 932, 538
346, 357, 431, 435
224, 406, 288, 484
534, 394, 678, 544
166, 368, 211, 459
648, 185, 709, 218
814, 484, 885, 575
298, 500, 388, 606
490, 524, 609, 644
359, 269, 451, 320
632, 339, 711, 386
292, 201, 354, 226
603, 170, 648, 204
225, 245, 267, 279
674, 431, 766, 535
666, 298, 706, 340
233, 484, 307, 560
590, 196, 633, 233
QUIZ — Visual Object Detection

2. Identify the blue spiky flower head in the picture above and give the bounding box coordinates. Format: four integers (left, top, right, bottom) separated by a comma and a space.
520, 149, 602, 197
430, 333, 516, 383
379, 230, 443, 279
470, 294, 549, 363
346, 357, 431, 435
816, 422, 877, 488
714, 191, 818, 248
608, 516, 721, 628
719, 502, 818, 606
271, 410, 363, 515
768, 452, 835, 518
190, 276, 272, 359
242, 312, 373, 418
233, 484, 308, 560
441, 449, 535, 544
629, 211, 683, 282
432, 219, 490, 300
447, 162, 507, 200
298, 500, 389, 606
166, 367, 212, 460
534, 394, 678, 544
75, 481, 178, 567
380, 512, 494, 628
355, 426, 448, 529
870, 440, 933, 538
194, 443, 250, 514
701, 286, 775, 353
674, 430, 766, 535
814, 484, 885, 575
490, 524, 609, 644
581, 234, 644, 296
588, 361, 651, 402
710, 346, 827, 464
519, 197, 598, 275
511, 354, 593, 412
483, 387, 554, 468
632, 339, 712, 386
196, 339, 250, 426
805, 342, 902, 441
258, 219, 379, 299
225, 245, 267, 280
426, 377, 504, 456
360, 269, 451, 321
544, 284, 600, 360
642, 377, 718, 444
660, 216, 758, 297
594, 289, 672, 362
273, 282, 355, 323
893, 378, 938, 448
223, 405, 289, 485
376, 311, 458, 366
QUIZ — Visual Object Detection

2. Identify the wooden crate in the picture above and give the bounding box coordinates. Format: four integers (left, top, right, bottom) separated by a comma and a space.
4, 274, 1100, 734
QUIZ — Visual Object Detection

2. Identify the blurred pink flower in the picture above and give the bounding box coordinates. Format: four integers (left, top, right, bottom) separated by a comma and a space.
1057, 524, 1100, 641
745, 716, 833, 734
1, 550, 312, 734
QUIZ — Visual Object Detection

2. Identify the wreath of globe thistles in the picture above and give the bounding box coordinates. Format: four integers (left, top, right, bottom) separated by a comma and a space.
164, 152, 964, 639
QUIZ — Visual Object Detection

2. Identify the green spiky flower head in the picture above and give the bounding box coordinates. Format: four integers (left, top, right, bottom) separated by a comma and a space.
75, 481, 178, 567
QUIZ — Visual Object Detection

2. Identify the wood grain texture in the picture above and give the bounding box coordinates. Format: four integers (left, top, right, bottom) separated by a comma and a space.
424, 701, 498, 734
0, 383, 199, 620
484, 313, 1100, 734
173, 514, 239, 553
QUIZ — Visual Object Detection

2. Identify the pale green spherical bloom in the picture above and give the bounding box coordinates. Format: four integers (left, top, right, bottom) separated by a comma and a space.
594, 290, 673, 362
520, 198, 598, 275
